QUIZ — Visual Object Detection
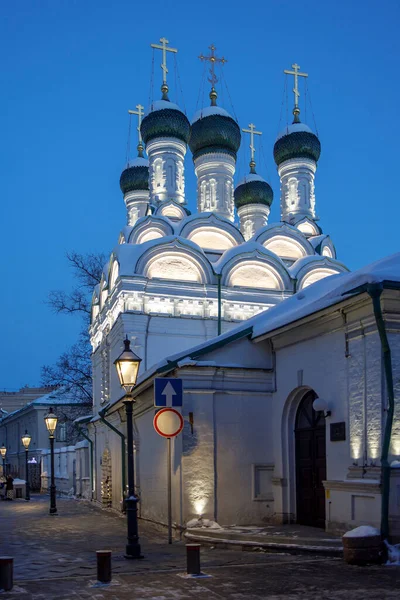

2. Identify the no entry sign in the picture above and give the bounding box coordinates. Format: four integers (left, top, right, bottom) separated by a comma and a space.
153, 407, 184, 438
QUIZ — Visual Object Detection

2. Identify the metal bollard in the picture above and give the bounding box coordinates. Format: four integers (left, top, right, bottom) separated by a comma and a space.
0, 557, 13, 591
96, 550, 112, 584
186, 544, 201, 575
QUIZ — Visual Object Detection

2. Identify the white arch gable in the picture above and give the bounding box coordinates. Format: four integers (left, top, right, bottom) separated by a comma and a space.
219, 244, 292, 291
254, 223, 314, 260
109, 260, 119, 290
294, 217, 321, 237
155, 201, 188, 222
135, 238, 214, 285
291, 256, 348, 291
128, 216, 174, 245
178, 213, 243, 251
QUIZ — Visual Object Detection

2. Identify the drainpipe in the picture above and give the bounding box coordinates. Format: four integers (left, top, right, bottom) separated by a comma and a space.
217, 274, 222, 336
98, 408, 126, 500
77, 428, 94, 501
367, 283, 395, 540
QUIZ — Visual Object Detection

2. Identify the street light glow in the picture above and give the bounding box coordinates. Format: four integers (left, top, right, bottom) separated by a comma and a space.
44, 407, 58, 436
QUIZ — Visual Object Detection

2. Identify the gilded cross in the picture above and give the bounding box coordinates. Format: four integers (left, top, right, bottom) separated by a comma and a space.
151, 37, 178, 86
128, 104, 144, 144
198, 44, 227, 88
242, 123, 262, 172
284, 63, 308, 109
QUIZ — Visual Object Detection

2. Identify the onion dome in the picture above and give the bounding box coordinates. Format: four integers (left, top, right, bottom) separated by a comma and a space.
119, 144, 149, 194
273, 115, 321, 166
189, 89, 241, 160
234, 172, 273, 209
140, 96, 190, 145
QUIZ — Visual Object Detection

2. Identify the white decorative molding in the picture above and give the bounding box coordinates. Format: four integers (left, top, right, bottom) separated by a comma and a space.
278, 158, 317, 224
194, 153, 236, 221
238, 204, 270, 240
146, 137, 187, 205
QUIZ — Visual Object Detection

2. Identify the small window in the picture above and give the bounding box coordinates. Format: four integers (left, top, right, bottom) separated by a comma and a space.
252, 464, 274, 501
56, 423, 67, 443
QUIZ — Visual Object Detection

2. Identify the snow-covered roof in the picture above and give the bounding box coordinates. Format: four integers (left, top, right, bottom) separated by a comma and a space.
213, 241, 288, 274
104, 252, 400, 406
145, 100, 183, 116
191, 105, 232, 124
127, 157, 149, 168
251, 252, 400, 338
288, 255, 347, 278
0, 388, 90, 423
236, 173, 267, 187
276, 122, 314, 141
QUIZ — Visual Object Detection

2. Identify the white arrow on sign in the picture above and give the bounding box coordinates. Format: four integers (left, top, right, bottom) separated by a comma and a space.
162, 381, 176, 406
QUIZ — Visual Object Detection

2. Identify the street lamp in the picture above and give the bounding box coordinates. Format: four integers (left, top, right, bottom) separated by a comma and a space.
21, 430, 31, 501
114, 337, 142, 559
0, 444, 6, 477
44, 407, 58, 515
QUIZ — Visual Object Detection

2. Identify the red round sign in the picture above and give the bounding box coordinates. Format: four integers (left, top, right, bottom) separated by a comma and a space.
153, 408, 184, 438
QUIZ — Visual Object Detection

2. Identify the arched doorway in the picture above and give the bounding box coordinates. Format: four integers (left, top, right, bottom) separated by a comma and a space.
101, 448, 112, 508
295, 390, 326, 528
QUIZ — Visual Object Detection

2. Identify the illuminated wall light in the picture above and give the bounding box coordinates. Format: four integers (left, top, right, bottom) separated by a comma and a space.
193, 499, 206, 516
351, 440, 362, 460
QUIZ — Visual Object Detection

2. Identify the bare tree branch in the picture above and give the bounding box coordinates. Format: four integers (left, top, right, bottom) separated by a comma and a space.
43, 251, 107, 403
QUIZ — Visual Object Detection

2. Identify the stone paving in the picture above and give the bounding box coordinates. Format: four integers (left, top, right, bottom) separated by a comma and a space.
0, 495, 399, 599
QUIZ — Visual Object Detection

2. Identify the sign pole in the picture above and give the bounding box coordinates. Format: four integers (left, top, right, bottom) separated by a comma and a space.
167, 437, 172, 544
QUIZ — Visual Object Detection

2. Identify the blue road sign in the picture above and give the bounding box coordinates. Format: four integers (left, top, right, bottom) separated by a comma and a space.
154, 378, 183, 407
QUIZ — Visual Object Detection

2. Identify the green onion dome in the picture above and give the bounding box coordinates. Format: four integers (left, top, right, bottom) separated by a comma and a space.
273, 121, 321, 166
140, 100, 190, 145
189, 105, 241, 160
234, 173, 273, 209
119, 157, 149, 194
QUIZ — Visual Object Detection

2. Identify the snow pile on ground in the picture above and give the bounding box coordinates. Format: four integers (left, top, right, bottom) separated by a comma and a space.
186, 518, 222, 529
384, 540, 400, 565
343, 526, 380, 538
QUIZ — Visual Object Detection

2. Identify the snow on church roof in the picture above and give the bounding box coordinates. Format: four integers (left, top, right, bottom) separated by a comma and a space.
251, 251, 400, 339
191, 105, 232, 124
123, 252, 400, 394
276, 121, 314, 141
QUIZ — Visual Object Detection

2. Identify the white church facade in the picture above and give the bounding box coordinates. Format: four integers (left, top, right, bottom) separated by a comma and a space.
85, 41, 400, 536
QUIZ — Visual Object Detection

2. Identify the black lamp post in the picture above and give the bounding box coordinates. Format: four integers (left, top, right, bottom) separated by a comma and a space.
0, 444, 6, 478
114, 337, 143, 559
44, 407, 58, 515
21, 430, 31, 501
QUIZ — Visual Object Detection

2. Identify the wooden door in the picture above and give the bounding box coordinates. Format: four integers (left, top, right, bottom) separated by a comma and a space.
295, 391, 326, 528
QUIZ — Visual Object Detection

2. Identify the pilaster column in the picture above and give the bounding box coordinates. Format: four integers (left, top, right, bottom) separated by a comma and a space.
278, 158, 317, 224
194, 153, 235, 221
146, 138, 186, 205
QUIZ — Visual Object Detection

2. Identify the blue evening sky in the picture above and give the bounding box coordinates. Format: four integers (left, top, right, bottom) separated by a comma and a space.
1, 0, 399, 390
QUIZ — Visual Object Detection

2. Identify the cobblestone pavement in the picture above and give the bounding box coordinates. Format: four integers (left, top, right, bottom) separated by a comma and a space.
0, 495, 399, 599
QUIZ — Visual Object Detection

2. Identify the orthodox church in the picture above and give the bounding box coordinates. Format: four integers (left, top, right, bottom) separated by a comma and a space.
85, 41, 400, 536
90, 42, 347, 390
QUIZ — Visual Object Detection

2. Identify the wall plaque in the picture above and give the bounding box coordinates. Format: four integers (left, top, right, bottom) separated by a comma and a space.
330, 421, 346, 442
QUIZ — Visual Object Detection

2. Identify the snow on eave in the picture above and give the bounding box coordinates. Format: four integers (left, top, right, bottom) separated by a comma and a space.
145, 99, 183, 116
113, 235, 210, 278
213, 241, 289, 274
289, 255, 348, 278
251, 252, 400, 340
191, 105, 232, 124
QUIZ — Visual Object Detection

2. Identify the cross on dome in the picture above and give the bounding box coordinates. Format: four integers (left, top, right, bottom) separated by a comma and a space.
128, 104, 144, 156
242, 123, 262, 173
198, 44, 227, 106
284, 62, 308, 120
151, 37, 178, 99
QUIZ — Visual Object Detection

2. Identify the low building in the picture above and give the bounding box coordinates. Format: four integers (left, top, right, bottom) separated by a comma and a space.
87, 253, 400, 538
0, 386, 56, 414
0, 388, 91, 485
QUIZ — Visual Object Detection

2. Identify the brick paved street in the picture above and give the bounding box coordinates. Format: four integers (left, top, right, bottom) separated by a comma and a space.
0, 495, 399, 599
